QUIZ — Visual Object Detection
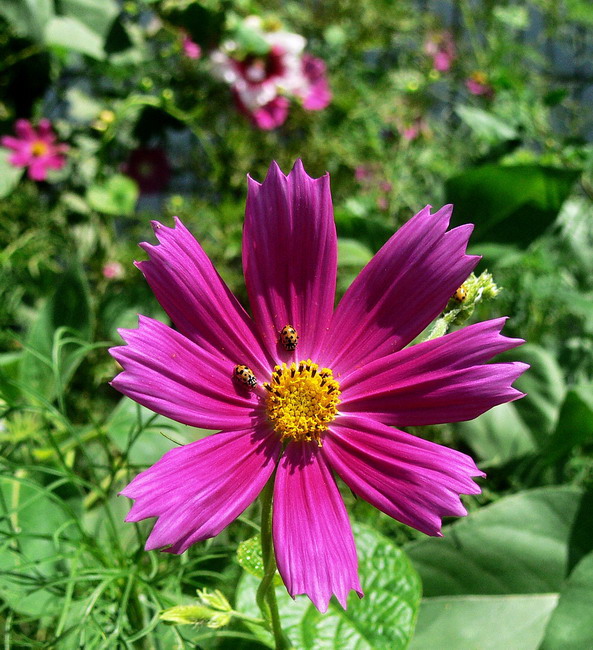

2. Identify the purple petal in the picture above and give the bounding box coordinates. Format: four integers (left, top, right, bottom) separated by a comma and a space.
324, 415, 485, 536
243, 160, 337, 362
15, 119, 35, 141
273, 442, 362, 612
1, 136, 25, 151
251, 96, 290, 130
321, 205, 479, 372
136, 217, 272, 377
110, 315, 264, 430
301, 55, 331, 110
27, 159, 48, 181
340, 318, 528, 426
121, 425, 281, 553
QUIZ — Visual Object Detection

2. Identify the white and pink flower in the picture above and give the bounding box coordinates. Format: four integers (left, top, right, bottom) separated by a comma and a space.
211, 17, 331, 129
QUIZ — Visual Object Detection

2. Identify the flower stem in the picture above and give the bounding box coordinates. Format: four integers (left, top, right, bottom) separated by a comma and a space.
256, 476, 291, 650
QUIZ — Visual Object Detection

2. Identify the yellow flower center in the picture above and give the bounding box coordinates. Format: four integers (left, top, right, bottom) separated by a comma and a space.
30, 140, 48, 157
263, 360, 340, 446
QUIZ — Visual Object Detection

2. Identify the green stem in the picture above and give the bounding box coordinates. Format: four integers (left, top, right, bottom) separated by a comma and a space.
256, 476, 290, 650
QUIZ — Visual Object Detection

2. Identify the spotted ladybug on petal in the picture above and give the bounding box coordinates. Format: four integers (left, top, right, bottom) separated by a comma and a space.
280, 325, 299, 351
234, 364, 257, 388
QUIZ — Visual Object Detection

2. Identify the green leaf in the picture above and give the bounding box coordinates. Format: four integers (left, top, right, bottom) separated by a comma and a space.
540, 551, 593, 650
0, 0, 54, 41
236, 523, 421, 649
405, 487, 593, 597
334, 210, 394, 252
410, 594, 558, 650
446, 165, 580, 247
58, 0, 118, 39
87, 174, 138, 216
540, 385, 593, 465
457, 401, 535, 467
44, 16, 105, 59
105, 397, 199, 465
236, 534, 283, 585
0, 475, 78, 616
508, 344, 566, 444
456, 105, 518, 144
19, 265, 93, 402
0, 148, 24, 199
457, 344, 565, 465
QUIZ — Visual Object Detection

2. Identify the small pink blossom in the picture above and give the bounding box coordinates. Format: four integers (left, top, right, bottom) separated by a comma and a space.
425, 31, 455, 73
466, 71, 495, 98
1, 118, 68, 181
182, 33, 201, 60
210, 17, 330, 129
103, 262, 125, 280
399, 117, 428, 142
111, 160, 527, 613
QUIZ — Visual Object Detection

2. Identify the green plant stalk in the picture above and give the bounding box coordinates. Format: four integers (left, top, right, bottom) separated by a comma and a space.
256, 476, 290, 650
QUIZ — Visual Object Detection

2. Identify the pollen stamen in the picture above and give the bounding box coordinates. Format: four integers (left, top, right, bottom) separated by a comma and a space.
263, 359, 340, 446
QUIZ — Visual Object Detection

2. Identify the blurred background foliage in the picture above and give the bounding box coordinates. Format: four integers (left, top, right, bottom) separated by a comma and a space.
1, 0, 593, 647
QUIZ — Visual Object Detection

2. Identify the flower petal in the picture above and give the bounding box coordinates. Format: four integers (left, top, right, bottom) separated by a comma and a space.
136, 217, 272, 377
243, 160, 337, 362
322, 205, 479, 372
273, 442, 362, 612
121, 425, 281, 553
340, 318, 528, 426
15, 119, 35, 140
110, 315, 263, 430
324, 415, 485, 536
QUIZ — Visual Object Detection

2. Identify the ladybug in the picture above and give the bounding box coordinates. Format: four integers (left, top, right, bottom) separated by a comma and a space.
453, 286, 467, 303
233, 365, 257, 388
280, 325, 299, 351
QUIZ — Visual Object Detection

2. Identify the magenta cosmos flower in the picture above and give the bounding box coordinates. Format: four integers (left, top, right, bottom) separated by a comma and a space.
1, 118, 68, 181
110, 160, 527, 612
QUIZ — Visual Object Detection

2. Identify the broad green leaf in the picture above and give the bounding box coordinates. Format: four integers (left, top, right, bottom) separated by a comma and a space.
45, 16, 105, 59
405, 487, 593, 597
0, 0, 54, 41
540, 385, 593, 465
0, 475, 78, 616
236, 523, 421, 649
58, 0, 118, 39
446, 165, 580, 246
457, 401, 535, 467
456, 105, 518, 143
508, 344, 566, 444
19, 265, 93, 402
458, 344, 565, 465
105, 396, 199, 465
540, 551, 593, 650
410, 594, 558, 650
236, 534, 283, 585
87, 174, 139, 215
0, 148, 24, 199
334, 210, 394, 252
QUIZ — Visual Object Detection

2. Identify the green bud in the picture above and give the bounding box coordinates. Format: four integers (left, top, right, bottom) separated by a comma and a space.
160, 604, 222, 626
196, 588, 232, 613
424, 271, 501, 341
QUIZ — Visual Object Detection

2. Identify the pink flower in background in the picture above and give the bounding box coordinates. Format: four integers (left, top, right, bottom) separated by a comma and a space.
110, 160, 527, 612
211, 17, 330, 129
181, 33, 201, 60
466, 71, 495, 98
1, 118, 68, 181
103, 262, 125, 280
398, 117, 428, 142
123, 147, 171, 194
425, 31, 456, 72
